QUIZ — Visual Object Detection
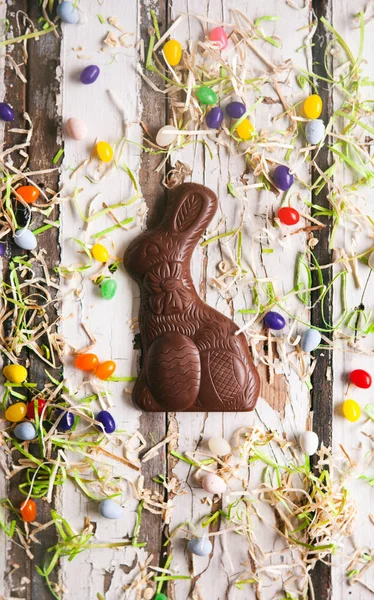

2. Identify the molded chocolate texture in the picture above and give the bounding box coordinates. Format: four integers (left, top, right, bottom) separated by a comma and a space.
124, 183, 260, 411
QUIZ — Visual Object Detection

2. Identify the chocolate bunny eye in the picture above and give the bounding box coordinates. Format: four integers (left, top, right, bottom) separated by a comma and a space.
146, 243, 159, 256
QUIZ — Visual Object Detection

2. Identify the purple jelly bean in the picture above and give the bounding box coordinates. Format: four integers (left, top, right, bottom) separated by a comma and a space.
225, 101, 246, 119
80, 65, 100, 85
0, 102, 15, 122
57, 409, 74, 431
0, 243, 4, 257
273, 165, 294, 191
96, 410, 116, 434
206, 107, 223, 129
264, 311, 286, 331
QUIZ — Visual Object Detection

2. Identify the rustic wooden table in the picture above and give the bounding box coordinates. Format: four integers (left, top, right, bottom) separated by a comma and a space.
1, 0, 374, 599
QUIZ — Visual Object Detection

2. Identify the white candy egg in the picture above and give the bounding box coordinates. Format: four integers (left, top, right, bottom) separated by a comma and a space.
13, 228, 37, 251
156, 125, 178, 147
208, 436, 231, 456
66, 117, 87, 140
201, 473, 226, 494
299, 431, 319, 456
301, 328, 322, 353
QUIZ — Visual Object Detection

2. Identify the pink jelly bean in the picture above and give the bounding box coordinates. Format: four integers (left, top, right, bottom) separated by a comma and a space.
209, 27, 228, 50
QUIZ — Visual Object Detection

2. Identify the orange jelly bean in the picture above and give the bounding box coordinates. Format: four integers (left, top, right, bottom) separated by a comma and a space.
96, 360, 116, 380
20, 499, 37, 522
75, 353, 99, 372
16, 185, 40, 204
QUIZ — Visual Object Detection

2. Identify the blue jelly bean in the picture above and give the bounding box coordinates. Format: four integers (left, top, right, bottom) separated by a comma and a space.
57, 409, 74, 431
14, 422, 36, 441
206, 107, 223, 129
99, 498, 123, 519
57, 1, 79, 24
96, 410, 116, 434
264, 311, 286, 331
187, 536, 212, 556
80, 65, 100, 85
0, 102, 15, 122
305, 119, 325, 145
301, 328, 321, 352
225, 101, 246, 119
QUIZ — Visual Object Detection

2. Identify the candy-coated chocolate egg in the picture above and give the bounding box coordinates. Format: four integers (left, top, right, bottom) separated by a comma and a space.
305, 119, 325, 145
235, 118, 254, 140
201, 473, 226, 494
273, 165, 294, 191
96, 410, 116, 434
5, 402, 27, 423
226, 101, 246, 119
57, 1, 79, 24
14, 422, 37, 441
206, 107, 223, 129
74, 353, 99, 372
99, 498, 123, 519
278, 207, 300, 226
3, 364, 28, 383
0, 102, 15, 122
263, 311, 286, 331
343, 399, 361, 422
96, 141, 113, 163
80, 65, 100, 85
301, 328, 321, 352
27, 398, 46, 419
16, 185, 40, 204
95, 360, 116, 380
208, 437, 231, 455
209, 26, 228, 49
303, 94, 322, 119
156, 125, 177, 147
20, 499, 37, 522
163, 39, 182, 66
196, 86, 218, 106
13, 228, 37, 251
187, 536, 212, 556
57, 409, 75, 431
66, 117, 87, 140
101, 279, 117, 300
91, 243, 109, 262
349, 369, 372, 389
299, 431, 319, 456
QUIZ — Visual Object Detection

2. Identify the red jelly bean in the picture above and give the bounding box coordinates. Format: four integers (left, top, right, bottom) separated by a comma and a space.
20, 499, 37, 522
349, 369, 372, 389
27, 398, 46, 419
278, 207, 300, 225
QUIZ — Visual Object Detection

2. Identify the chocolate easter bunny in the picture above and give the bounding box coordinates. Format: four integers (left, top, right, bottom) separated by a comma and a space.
124, 183, 260, 412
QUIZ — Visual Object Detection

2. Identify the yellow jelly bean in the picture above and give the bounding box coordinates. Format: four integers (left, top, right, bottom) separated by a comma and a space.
91, 243, 109, 263
96, 141, 113, 163
163, 39, 182, 67
5, 402, 27, 423
343, 399, 361, 422
3, 364, 28, 383
235, 118, 254, 141
303, 94, 322, 119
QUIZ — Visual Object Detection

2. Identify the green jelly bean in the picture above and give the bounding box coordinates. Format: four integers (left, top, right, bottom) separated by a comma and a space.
153, 594, 168, 600
101, 279, 117, 300
196, 86, 217, 105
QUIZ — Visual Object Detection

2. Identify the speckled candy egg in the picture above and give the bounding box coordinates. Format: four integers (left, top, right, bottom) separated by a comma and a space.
206, 107, 223, 129
13, 228, 37, 251
66, 117, 87, 140
201, 473, 226, 494
263, 311, 286, 331
14, 422, 37, 441
305, 119, 325, 145
99, 498, 123, 519
299, 431, 319, 456
57, 1, 79, 24
187, 536, 212, 556
208, 437, 231, 455
301, 328, 322, 353
156, 125, 177, 147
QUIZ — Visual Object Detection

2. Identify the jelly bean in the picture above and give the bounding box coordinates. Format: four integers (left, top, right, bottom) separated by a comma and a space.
13, 228, 37, 251
278, 207, 300, 226
235, 118, 254, 141
187, 536, 212, 557
96, 410, 116, 434
15, 204, 30, 228
75, 353, 99, 372
303, 94, 322, 119
95, 360, 116, 380
5, 402, 27, 423
80, 65, 100, 85
0, 243, 5, 257
201, 473, 226, 494
91, 243, 109, 263
196, 86, 218, 106
226, 101, 246, 119
263, 311, 286, 330
101, 279, 117, 300
343, 399, 361, 422
3, 364, 28, 383
209, 26, 228, 49
15, 185, 40, 204
208, 437, 231, 455
14, 422, 37, 441
301, 328, 321, 353
0, 102, 15, 122
153, 595, 168, 600
163, 39, 182, 66
57, 1, 79, 24
20, 499, 37, 522
368, 251, 374, 269
99, 498, 123, 519
273, 165, 294, 191
349, 369, 372, 389
206, 107, 223, 129
27, 398, 46, 419
66, 117, 87, 140
305, 119, 325, 145
299, 431, 319, 456
57, 409, 75, 431
156, 125, 177, 147
96, 141, 113, 163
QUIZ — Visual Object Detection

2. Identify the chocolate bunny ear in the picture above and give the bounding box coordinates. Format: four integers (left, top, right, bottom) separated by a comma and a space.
165, 183, 218, 242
